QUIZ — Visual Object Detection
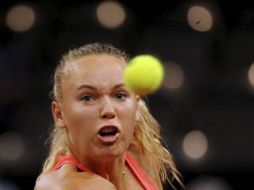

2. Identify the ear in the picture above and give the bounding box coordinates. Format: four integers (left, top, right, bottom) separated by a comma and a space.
135, 95, 141, 122
51, 101, 66, 128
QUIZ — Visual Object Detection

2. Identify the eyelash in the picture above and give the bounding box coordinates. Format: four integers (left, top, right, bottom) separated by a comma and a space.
115, 92, 127, 101
81, 94, 94, 102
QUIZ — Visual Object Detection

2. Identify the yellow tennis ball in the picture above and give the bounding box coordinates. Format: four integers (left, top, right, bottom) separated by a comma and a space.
123, 55, 164, 96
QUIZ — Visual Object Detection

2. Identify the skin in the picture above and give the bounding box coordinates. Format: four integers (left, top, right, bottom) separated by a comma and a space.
35, 54, 162, 190
56, 55, 139, 167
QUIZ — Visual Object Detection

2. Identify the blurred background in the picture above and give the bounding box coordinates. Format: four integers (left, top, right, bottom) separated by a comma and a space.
0, 0, 254, 189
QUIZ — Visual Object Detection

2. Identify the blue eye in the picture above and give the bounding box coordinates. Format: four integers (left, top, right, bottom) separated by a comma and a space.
116, 93, 126, 101
81, 95, 93, 102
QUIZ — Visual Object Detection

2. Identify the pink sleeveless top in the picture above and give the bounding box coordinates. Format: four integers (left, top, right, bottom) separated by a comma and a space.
53, 152, 157, 190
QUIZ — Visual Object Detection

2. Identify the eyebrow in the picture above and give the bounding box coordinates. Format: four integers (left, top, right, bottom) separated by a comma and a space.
77, 83, 125, 91
77, 84, 97, 91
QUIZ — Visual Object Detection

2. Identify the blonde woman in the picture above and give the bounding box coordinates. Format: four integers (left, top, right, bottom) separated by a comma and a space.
34, 43, 181, 190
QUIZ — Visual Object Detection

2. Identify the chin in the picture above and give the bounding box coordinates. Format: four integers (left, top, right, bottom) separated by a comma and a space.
97, 146, 126, 160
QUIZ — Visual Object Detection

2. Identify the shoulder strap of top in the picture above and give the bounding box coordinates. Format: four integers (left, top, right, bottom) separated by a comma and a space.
53, 153, 157, 190
53, 155, 93, 173
125, 152, 158, 190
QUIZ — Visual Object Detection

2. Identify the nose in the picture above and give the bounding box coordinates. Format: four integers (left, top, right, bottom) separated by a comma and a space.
100, 96, 116, 119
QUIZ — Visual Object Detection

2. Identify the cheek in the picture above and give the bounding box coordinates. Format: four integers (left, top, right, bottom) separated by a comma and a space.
64, 102, 97, 125
66, 110, 97, 153
120, 104, 138, 134
63, 104, 98, 139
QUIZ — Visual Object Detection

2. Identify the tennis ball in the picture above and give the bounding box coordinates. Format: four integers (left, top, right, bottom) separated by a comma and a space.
123, 55, 164, 96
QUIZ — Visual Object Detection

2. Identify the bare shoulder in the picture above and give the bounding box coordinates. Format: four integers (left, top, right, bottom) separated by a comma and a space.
34, 165, 116, 190
34, 171, 59, 190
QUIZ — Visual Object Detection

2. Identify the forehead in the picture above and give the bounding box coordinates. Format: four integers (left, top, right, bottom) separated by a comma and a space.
62, 54, 126, 87
76, 54, 125, 68
64, 54, 125, 72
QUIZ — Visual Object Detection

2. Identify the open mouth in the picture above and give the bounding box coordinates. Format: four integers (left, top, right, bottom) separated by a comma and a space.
99, 126, 119, 137
98, 126, 120, 143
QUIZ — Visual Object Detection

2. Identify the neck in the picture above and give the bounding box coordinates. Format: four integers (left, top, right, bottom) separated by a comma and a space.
78, 153, 127, 190
99, 158, 126, 190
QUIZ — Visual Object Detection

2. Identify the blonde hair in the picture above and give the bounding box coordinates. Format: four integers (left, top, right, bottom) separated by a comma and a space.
41, 43, 181, 186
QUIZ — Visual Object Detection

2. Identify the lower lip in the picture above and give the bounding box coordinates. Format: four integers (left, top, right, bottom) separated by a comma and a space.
97, 133, 120, 144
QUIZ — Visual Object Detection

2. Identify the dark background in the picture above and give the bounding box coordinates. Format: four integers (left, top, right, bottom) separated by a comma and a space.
0, 0, 254, 189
